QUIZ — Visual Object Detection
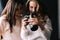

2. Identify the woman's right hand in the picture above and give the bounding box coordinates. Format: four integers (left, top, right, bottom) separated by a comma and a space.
21, 18, 28, 29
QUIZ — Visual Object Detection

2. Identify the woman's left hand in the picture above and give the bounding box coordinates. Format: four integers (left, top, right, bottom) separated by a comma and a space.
28, 18, 38, 25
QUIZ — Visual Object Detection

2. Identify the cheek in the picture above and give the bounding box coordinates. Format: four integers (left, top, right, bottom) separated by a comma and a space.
29, 7, 32, 11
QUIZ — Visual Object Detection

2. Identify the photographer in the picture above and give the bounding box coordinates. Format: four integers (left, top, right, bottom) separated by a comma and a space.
21, 0, 52, 40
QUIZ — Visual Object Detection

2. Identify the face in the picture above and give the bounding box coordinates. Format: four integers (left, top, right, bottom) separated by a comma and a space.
15, 4, 22, 17
29, 1, 38, 13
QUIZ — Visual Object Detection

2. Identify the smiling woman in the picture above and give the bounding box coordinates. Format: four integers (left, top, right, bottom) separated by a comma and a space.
0, 0, 23, 40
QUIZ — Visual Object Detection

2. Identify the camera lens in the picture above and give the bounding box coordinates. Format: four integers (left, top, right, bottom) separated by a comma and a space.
31, 25, 38, 31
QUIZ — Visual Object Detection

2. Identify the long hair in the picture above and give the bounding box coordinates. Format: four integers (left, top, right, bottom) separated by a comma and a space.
9, 0, 22, 33
26, 0, 49, 31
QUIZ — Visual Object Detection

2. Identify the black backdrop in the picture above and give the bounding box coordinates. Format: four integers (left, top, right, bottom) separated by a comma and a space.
0, 0, 58, 40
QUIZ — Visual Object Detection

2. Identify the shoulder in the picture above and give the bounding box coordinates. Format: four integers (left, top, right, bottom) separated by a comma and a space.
0, 15, 7, 32
0, 15, 7, 25
0, 15, 7, 20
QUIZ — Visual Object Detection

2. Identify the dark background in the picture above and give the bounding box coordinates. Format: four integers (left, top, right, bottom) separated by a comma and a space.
0, 0, 58, 40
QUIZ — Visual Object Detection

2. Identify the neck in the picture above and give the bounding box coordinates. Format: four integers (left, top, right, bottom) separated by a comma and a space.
15, 17, 21, 26
15, 16, 20, 19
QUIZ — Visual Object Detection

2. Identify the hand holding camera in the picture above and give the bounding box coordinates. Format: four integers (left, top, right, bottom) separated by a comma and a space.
21, 12, 38, 31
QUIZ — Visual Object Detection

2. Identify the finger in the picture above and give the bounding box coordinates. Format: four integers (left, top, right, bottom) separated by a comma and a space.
22, 21, 29, 24
22, 18, 28, 21
22, 20, 29, 26
28, 18, 38, 22
28, 18, 35, 22
22, 18, 28, 22
30, 21, 38, 25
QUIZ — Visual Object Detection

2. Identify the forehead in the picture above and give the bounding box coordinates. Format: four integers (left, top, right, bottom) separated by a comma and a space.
17, 4, 22, 8
29, 1, 37, 6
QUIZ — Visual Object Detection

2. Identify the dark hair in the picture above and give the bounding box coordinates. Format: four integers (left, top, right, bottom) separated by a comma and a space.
9, 0, 22, 33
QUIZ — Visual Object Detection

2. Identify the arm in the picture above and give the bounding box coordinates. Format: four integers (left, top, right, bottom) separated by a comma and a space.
21, 26, 28, 40
20, 18, 28, 40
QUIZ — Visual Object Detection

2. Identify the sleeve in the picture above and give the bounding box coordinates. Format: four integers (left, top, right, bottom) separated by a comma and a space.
20, 27, 28, 40
43, 16, 53, 40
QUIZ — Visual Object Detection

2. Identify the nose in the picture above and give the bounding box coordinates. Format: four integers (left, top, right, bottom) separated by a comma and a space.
32, 8, 35, 12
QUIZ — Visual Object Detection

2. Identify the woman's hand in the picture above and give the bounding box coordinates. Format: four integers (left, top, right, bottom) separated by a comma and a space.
21, 18, 28, 29
28, 18, 38, 25
21, 17, 38, 29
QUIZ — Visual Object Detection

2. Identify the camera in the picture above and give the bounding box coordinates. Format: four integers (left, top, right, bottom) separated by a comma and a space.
24, 12, 38, 31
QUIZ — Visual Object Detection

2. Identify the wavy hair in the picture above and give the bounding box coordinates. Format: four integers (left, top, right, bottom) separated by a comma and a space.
26, 0, 49, 31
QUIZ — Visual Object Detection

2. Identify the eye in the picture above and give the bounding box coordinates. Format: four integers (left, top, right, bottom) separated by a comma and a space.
30, 6, 33, 8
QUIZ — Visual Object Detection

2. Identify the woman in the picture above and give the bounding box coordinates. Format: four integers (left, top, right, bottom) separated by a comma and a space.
0, 0, 22, 40
21, 0, 52, 40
